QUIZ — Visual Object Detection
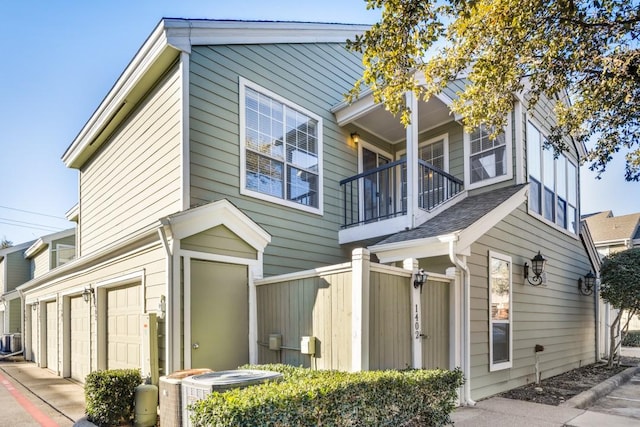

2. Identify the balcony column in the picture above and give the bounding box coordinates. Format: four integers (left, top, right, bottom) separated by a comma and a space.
405, 91, 419, 228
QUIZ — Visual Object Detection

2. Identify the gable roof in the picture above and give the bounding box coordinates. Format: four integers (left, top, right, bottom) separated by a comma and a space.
370, 184, 527, 262
24, 228, 76, 259
584, 211, 640, 245
62, 19, 368, 169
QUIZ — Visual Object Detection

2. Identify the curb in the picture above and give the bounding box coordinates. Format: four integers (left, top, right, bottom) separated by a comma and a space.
560, 366, 640, 409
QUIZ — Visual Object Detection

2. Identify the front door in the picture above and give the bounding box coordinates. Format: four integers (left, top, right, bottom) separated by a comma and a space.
421, 280, 450, 369
362, 147, 392, 222
190, 260, 249, 370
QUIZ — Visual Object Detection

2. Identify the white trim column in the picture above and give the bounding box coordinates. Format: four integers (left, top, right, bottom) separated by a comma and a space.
405, 91, 420, 228
351, 248, 370, 372
404, 258, 422, 368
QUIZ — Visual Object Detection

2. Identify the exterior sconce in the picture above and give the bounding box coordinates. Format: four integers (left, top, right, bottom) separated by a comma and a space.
82, 287, 94, 303
414, 269, 428, 292
524, 251, 547, 286
31, 301, 39, 311
578, 271, 596, 296
350, 132, 360, 144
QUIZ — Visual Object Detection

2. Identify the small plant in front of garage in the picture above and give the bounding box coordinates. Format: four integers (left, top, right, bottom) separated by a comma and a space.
85, 369, 143, 426
189, 364, 464, 426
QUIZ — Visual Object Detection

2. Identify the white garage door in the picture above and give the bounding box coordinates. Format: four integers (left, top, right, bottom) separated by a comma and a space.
70, 296, 90, 382
107, 285, 141, 370
46, 301, 58, 373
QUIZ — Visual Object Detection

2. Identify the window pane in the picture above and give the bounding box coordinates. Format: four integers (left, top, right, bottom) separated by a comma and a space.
557, 197, 566, 228
246, 151, 283, 198
493, 324, 510, 364
568, 205, 577, 233
568, 162, 577, 205
527, 122, 541, 180
287, 166, 318, 208
470, 145, 506, 183
529, 178, 541, 214
543, 147, 554, 187
491, 258, 510, 321
544, 187, 554, 221
557, 156, 567, 199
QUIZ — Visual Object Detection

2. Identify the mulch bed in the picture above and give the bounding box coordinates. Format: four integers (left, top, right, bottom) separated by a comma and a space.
499, 354, 640, 406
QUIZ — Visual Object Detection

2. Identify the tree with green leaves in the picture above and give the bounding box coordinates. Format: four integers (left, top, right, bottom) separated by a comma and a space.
599, 248, 640, 367
347, 0, 640, 180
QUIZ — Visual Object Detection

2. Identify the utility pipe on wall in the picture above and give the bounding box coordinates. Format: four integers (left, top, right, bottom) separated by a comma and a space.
158, 224, 173, 374
448, 239, 476, 406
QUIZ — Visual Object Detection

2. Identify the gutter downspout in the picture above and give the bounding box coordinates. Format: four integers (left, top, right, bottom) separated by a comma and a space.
18, 289, 25, 356
448, 239, 476, 406
158, 223, 173, 374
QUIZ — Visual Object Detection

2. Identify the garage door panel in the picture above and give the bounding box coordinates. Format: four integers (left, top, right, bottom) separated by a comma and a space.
46, 301, 58, 372
107, 284, 141, 370
70, 295, 90, 382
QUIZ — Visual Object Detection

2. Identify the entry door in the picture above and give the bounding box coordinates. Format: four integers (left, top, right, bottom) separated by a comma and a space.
362, 147, 392, 222
421, 281, 450, 369
46, 301, 58, 372
190, 260, 249, 370
70, 295, 90, 382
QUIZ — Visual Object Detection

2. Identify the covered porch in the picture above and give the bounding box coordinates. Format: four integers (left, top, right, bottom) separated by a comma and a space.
333, 88, 467, 244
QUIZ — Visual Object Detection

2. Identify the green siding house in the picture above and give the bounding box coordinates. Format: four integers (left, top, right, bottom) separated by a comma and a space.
16, 18, 601, 404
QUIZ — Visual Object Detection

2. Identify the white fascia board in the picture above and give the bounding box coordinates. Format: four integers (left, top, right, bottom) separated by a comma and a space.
369, 236, 455, 263
62, 20, 176, 168
164, 19, 369, 49
579, 220, 602, 271
164, 199, 271, 251
24, 238, 46, 259
65, 203, 79, 222
456, 186, 528, 252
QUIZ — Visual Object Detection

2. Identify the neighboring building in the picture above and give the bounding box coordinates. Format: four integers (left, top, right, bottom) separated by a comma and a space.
16, 18, 601, 404
583, 210, 640, 256
1, 240, 35, 340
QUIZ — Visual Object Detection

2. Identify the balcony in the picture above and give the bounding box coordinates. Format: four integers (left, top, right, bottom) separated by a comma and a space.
339, 159, 464, 242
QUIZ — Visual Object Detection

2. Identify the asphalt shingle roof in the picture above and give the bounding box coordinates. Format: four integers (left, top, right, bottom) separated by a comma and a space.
375, 184, 527, 245
585, 211, 640, 243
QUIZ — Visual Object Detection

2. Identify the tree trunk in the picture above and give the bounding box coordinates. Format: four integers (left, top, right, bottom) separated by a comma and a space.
608, 310, 623, 367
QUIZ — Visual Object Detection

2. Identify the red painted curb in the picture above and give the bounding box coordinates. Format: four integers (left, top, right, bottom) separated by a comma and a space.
0, 371, 59, 427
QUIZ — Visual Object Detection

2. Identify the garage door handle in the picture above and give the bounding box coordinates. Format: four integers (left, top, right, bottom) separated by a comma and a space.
420, 334, 429, 339
192, 343, 199, 349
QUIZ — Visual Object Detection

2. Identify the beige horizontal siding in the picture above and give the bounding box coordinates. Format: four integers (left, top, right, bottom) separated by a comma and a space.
79, 65, 183, 255
32, 250, 49, 279
468, 205, 595, 400
23, 243, 167, 378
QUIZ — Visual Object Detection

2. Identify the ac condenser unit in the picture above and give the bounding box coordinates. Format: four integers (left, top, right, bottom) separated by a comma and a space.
181, 370, 283, 427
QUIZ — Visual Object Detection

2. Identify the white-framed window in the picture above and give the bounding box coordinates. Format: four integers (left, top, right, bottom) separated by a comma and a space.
489, 251, 512, 371
239, 77, 323, 214
52, 243, 75, 268
464, 119, 513, 189
527, 121, 578, 234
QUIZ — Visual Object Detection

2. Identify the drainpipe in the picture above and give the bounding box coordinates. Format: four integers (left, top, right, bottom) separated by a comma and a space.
158, 223, 173, 374
448, 239, 475, 406
594, 281, 600, 361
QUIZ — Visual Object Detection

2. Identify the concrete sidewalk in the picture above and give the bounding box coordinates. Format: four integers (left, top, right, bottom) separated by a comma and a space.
0, 358, 85, 425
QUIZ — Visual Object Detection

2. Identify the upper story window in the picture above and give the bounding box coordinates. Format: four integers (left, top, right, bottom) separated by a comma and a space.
527, 121, 578, 234
52, 243, 75, 268
465, 120, 512, 189
239, 78, 323, 214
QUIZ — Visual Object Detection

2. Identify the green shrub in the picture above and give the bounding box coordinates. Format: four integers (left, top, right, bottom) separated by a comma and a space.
85, 369, 142, 426
622, 330, 640, 347
190, 364, 464, 426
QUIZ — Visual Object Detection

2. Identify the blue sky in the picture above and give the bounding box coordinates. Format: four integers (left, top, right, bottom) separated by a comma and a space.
0, 0, 638, 244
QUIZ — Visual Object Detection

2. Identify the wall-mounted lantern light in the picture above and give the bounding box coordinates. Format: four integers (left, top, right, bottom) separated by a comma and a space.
578, 271, 596, 296
350, 132, 360, 144
414, 268, 427, 292
524, 251, 547, 286
158, 295, 166, 319
82, 287, 95, 303
31, 301, 39, 311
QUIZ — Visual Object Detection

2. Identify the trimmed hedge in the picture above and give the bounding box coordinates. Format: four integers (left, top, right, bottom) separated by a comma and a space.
623, 330, 640, 347
190, 364, 464, 426
85, 369, 142, 426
